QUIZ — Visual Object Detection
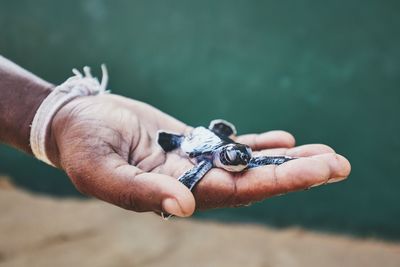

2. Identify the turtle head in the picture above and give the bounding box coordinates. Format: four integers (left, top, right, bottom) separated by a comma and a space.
219, 143, 252, 171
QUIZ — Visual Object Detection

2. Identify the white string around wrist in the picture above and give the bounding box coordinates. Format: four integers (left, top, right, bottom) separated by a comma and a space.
30, 64, 110, 166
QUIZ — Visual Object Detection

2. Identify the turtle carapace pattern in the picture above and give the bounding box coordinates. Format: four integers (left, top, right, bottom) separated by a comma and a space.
157, 119, 295, 191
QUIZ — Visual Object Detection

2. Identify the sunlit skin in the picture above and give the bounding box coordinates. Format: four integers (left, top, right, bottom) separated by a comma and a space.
48, 94, 351, 217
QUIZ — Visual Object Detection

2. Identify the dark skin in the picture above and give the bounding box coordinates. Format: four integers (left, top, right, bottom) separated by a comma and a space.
0, 56, 53, 152
0, 56, 351, 217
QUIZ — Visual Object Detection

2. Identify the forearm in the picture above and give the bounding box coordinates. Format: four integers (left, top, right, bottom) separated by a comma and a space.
0, 56, 54, 154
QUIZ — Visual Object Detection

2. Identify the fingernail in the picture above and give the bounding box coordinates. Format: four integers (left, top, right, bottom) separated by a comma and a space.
162, 198, 185, 217
327, 177, 346, 184
310, 180, 327, 188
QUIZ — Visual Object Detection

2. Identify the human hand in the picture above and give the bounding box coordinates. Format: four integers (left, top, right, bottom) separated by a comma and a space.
49, 94, 351, 217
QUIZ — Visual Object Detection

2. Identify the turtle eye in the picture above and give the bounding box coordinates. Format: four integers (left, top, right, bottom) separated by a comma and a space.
226, 149, 237, 162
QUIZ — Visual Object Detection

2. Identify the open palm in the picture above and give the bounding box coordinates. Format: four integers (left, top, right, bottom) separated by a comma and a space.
50, 94, 351, 217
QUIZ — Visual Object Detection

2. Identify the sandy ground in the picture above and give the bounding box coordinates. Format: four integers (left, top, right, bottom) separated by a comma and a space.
0, 177, 399, 267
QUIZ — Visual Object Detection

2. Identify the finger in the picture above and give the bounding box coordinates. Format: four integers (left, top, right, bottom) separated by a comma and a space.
66, 153, 195, 217
236, 131, 295, 150
232, 153, 351, 205
252, 143, 335, 157
194, 152, 350, 209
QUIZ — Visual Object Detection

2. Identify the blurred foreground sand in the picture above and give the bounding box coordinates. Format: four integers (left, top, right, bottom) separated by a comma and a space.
0, 178, 399, 267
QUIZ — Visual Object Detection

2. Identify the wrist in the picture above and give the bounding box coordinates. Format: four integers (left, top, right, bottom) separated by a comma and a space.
0, 56, 54, 153
29, 65, 109, 167
46, 96, 83, 169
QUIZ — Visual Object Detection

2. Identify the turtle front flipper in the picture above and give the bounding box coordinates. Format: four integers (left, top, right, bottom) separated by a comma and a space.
178, 160, 213, 190
247, 156, 296, 169
161, 160, 213, 220
209, 119, 237, 137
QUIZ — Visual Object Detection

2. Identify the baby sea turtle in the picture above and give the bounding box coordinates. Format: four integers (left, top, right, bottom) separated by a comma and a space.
158, 119, 295, 192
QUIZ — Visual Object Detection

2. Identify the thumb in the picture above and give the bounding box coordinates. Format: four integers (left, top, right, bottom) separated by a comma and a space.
65, 153, 195, 217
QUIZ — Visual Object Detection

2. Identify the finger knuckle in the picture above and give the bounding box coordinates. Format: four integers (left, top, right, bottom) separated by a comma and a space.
317, 144, 335, 153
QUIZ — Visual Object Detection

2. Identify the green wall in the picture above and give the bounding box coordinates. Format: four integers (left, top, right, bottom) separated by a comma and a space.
1, 0, 399, 239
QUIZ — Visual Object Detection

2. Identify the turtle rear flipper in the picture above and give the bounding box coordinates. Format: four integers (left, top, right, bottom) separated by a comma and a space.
157, 131, 184, 152
209, 119, 237, 137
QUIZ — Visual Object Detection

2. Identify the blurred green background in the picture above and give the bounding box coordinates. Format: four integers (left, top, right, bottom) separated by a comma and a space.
0, 0, 399, 240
